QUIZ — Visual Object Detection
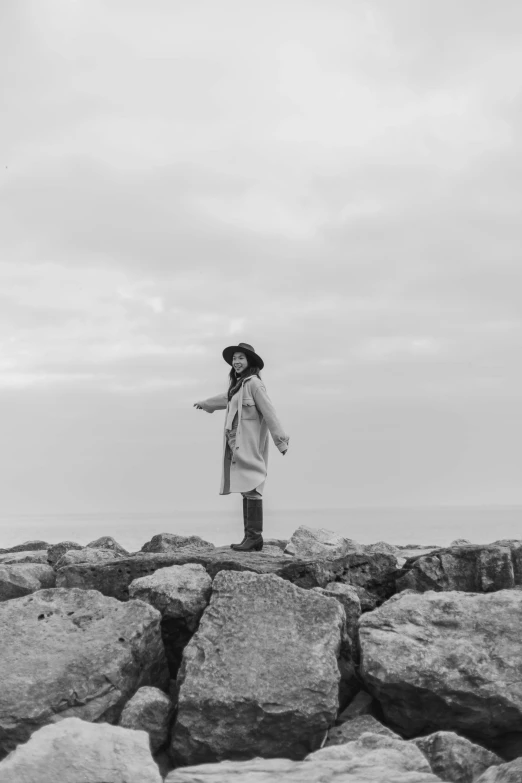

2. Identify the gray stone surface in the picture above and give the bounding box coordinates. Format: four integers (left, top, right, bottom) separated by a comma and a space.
359, 589, 522, 744
118, 686, 174, 753
0, 717, 162, 783
170, 570, 345, 766
0, 564, 55, 602
129, 563, 212, 627
0, 587, 169, 757
326, 715, 397, 746
166, 732, 440, 782
0, 540, 50, 554
413, 731, 502, 783
141, 533, 215, 553
396, 544, 517, 593
0, 550, 49, 565
56, 547, 354, 601
284, 525, 363, 560
87, 536, 129, 556
47, 541, 84, 567
476, 757, 522, 782
55, 547, 124, 569
315, 582, 361, 644
337, 691, 375, 722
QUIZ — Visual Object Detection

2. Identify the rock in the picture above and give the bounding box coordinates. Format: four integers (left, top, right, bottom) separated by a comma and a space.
365, 541, 400, 557
0, 587, 169, 757
129, 564, 212, 626
0, 540, 50, 553
396, 544, 516, 593
413, 731, 502, 783
359, 589, 522, 745
0, 564, 55, 602
284, 525, 363, 560
87, 535, 129, 555
118, 686, 174, 753
314, 582, 361, 645
47, 541, 84, 567
0, 717, 162, 783
55, 547, 124, 568
165, 732, 440, 782
313, 582, 362, 708
476, 757, 522, 782
140, 533, 215, 553
450, 539, 473, 546
337, 691, 375, 722
336, 550, 399, 611
0, 550, 49, 565
170, 571, 344, 766
129, 564, 213, 678
56, 547, 353, 601
326, 714, 398, 746
264, 538, 288, 550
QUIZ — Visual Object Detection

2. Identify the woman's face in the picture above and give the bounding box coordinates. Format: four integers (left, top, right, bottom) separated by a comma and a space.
232, 352, 249, 375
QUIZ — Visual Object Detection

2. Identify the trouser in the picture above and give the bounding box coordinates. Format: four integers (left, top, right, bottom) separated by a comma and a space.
226, 426, 263, 499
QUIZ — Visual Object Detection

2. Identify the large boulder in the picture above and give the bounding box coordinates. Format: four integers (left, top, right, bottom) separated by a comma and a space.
55, 547, 124, 569
166, 732, 440, 782
56, 547, 352, 601
129, 564, 212, 676
413, 731, 502, 783
396, 544, 517, 593
47, 541, 83, 567
118, 686, 174, 753
284, 525, 362, 560
0, 550, 49, 565
476, 757, 522, 782
170, 571, 345, 766
0, 587, 169, 757
0, 564, 55, 602
314, 582, 361, 647
87, 536, 129, 556
0, 717, 162, 783
140, 533, 215, 554
359, 590, 522, 746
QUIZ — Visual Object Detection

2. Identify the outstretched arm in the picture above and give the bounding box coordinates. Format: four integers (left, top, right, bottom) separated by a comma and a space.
252, 384, 289, 454
193, 393, 228, 413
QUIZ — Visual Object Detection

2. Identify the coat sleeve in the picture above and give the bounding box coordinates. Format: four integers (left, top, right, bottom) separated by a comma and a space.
198, 393, 228, 413
252, 383, 289, 453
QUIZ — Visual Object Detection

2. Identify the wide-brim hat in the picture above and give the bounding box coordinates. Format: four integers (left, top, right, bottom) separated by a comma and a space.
222, 342, 264, 370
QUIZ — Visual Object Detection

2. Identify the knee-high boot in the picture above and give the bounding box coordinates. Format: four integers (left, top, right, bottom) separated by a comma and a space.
233, 498, 263, 552
230, 497, 248, 550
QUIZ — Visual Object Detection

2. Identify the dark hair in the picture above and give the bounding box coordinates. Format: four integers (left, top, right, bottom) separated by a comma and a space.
227, 361, 262, 401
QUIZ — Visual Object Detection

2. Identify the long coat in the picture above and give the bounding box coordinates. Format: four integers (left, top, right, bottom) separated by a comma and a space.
199, 375, 289, 495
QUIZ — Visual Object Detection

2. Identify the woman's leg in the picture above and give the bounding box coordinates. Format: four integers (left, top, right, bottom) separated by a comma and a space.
233, 491, 263, 552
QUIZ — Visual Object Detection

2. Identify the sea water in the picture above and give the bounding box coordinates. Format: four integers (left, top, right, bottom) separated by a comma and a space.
0, 506, 520, 553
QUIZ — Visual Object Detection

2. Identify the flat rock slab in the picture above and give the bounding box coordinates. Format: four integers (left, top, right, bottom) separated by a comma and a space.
413, 731, 502, 783
0, 540, 50, 554
166, 732, 440, 782
0, 587, 169, 757
0, 564, 55, 602
170, 571, 345, 766
55, 547, 124, 568
396, 544, 520, 593
0, 717, 162, 783
359, 589, 522, 744
57, 547, 352, 601
141, 533, 215, 553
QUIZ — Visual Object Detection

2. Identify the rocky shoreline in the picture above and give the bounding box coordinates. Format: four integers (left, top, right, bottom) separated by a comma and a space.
1, 525, 521, 782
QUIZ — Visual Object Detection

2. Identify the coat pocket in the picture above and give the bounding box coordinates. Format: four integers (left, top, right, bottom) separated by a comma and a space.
241, 400, 258, 420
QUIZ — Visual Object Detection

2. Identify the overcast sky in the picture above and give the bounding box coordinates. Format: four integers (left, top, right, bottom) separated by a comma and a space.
1, 0, 521, 515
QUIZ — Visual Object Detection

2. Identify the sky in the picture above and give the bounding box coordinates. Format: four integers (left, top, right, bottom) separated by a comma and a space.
1, 0, 522, 515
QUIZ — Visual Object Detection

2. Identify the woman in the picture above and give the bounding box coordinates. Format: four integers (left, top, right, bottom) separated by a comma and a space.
194, 342, 289, 552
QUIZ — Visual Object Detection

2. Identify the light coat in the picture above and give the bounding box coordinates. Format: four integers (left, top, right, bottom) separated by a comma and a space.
199, 375, 289, 495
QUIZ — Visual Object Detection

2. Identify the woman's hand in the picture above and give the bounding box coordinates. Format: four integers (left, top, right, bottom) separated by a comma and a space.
193, 403, 204, 410
282, 449, 287, 456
